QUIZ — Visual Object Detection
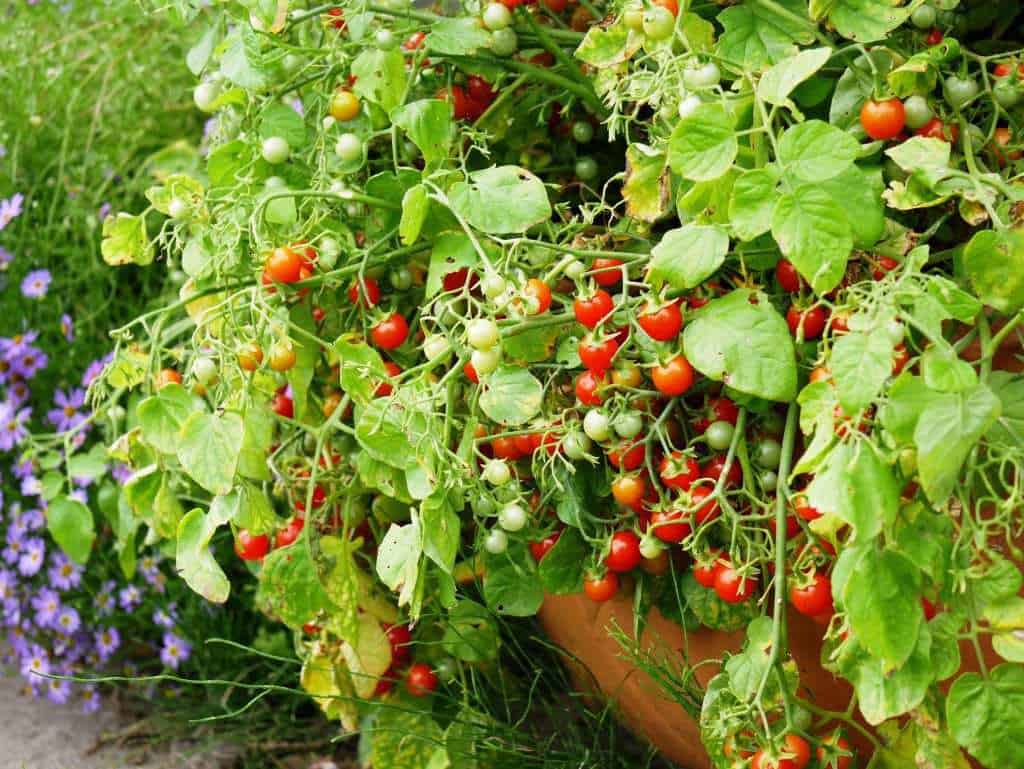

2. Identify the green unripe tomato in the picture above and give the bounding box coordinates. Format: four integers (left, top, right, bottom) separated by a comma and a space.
756, 439, 782, 469
389, 266, 413, 291
639, 535, 665, 560
434, 657, 458, 683
498, 502, 528, 532
575, 156, 598, 181
482, 273, 507, 299
623, 6, 645, 31
483, 459, 512, 486
682, 62, 721, 90
167, 197, 188, 220
265, 175, 288, 189
423, 334, 450, 361
910, 4, 936, 28
943, 75, 979, 110
705, 420, 735, 451
261, 136, 290, 164
193, 82, 220, 112
583, 410, 611, 442
467, 318, 500, 350
564, 259, 586, 280
642, 6, 675, 40
562, 431, 592, 460
760, 470, 778, 491
484, 528, 509, 554
613, 412, 644, 440
191, 356, 218, 385
902, 94, 933, 130
571, 121, 594, 144
471, 346, 502, 375
994, 79, 1022, 108
483, 2, 512, 30
677, 94, 702, 119
318, 237, 340, 270
491, 27, 518, 56
335, 132, 363, 162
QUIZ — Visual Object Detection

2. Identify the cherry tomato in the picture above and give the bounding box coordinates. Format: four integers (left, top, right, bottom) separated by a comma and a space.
752, 735, 811, 769
605, 531, 643, 573
575, 370, 605, 405
589, 257, 623, 286
347, 277, 381, 307
871, 255, 900, 280
650, 508, 691, 543
915, 117, 958, 142
268, 343, 297, 373
583, 572, 619, 602
329, 89, 361, 121
790, 572, 834, 617
438, 85, 476, 121
238, 343, 263, 372
703, 455, 742, 488
651, 355, 694, 397
574, 289, 614, 329
406, 663, 438, 696
691, 486, 720, 525
375, 360, 402, 397
371, 313, 409, 349
693, 550, 724, 587
815, 733, 853, 769
155, 368, 182, 390
235, 530, 270, 561
924, 27, 943, 45
652, 0, 679, 15
265, 245, 309, 284
922, 596, 938, 621
272, 389, 294, 418
463, 361, 479, 384
607, 440, 645, 471
442, 267, 474, 292
275, 517, 305, 548
491, 435, 524, 460
860, 98, 905, 140
714, 563, 756, 604
466, 75, 496, 105
808, 366, 831, 384
516, 433, 539, 456
611, 361, 643, 388
786, 305, 827, 340
403, 30, 426, 51
794, 494, 822, 522
638, 300, 683, 341
993, 126, 1023, 166
659, 452, 701, 491
529, 531, 561, 561
775, 258, 802, 292
385, 623, 413, 666
611, 474, 646, 507
579, 335, 619, 373
523, 278, 552, 314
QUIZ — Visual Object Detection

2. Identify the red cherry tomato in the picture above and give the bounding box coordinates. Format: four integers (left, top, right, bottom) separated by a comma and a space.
491, 435, 524, 460
375, 360, 402, 397
583, 572, 619, 602
463, 361, 479, 384
924, 27, 943, 45
579, 335, 619, 374
607, 440, 645, 471
265, 245, 310, 284
650, 508, 692, 543
403, 30, 426, 50
775, 258, 802, 293
605, 531, 643, 573
235, 530, 270, 561
275, 517, 305, 548
915, 117, 958, 142
543, 0, 569, 11
703, 455, 742, 488
515, 433, 539, 456
872, 255, 900, 280
659, 452, 701, 491
860, 98, 906, 141
371, 313, 409, 349
815, 733, 853, 769
922, 596, 938, 621
466, 75, 496, 105
272, 390, 294, 419
752, 734, 812, 769
611, 474, 646, 507
693, 550, 724, 587
347, 277, 381, 307
523, 278, 552, 314
638, 300, 683, 341
529, 531, 561, 561
155, 368, 182, 390
652, 0, 679, 15
442, 267, 475, 292
651, 355, 694, 396
691, 486, 720, 525
574, 289, 614, 329
714, 563, 757, 604
790, 572, 834, 617
589, 257, 623, 286
385, 623, 413, 666
406, 662, 438, 696
786, 305, 827, 339
575, 370, 605, 405
438, 84, 477, 121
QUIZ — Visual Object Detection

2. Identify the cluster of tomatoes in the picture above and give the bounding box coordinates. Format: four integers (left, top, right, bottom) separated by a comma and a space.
725, 731, 854, 769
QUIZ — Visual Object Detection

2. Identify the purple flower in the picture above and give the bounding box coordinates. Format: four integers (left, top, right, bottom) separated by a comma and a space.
17, 538, 45, 577
0, 402, 30, 451
20, 269, 51, 299
6, 379, 31, 408
11, 347, 47, 379
111, 462, 132, 485
2, 597, 20, 626
0, 246, 12, 270
31, 588, 61, 628
3, 527, 25, 565
81, 685, 101, 714
152, 607, 176, 629
55, 607, 80, 635
45, 678, 72, 705
0, 193, 24, 230
12, 459, 34, 479
48, 553, 82, 591
47, 387, 87, 433
160, 633, 191, 670
81, 353, 112, 387
19, 475, 41, 498
21, 644, 50, 681
0, 568, 17, 602
0, 331, 39, 360
95, 626, 120, 660
118, 584, 141, 611
94, 581, 116, 616
98, 202, 112, 221
19, 508, 44, 530
291, 98, 305, 116
60, 314, 74, 342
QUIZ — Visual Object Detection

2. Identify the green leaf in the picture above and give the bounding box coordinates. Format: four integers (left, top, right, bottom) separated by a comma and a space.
145, 173, 205, 216
538, 527, 586, 594
67, 445, 108, 482
367, 707, 444, 769
575, 19, 643, 67
729, 168, 779, 241
963, 227, 1024, 313
925, 275, 982, 322
186, 18, 219, 75
440, 600, 500, 662
479, 367, 543, 425
425, 232, 480, 299
807, 441, 900, 539
551, 462, 600, 529
47, 496, 95, 566
778, 121, 859, 183
757, 47, 832, 106
879, 373, 943, 445
667, 103, 737, 182
399, 185, 429, 246
648, 224, 729, 291
137, 383, 195, 454
841, 547, 922, 668
886, 136, 951, 173
829, 50, 894, 129
221, 26, 269, 89
175, 502, 232, 603
682, 289, 797, 402
921, 346, 977, 392
986, 371, 1024, 446
259, 102, 306, 149
622, 143, 671, 222
812, 0, 912, 42
355, 395, 430, 469
914, 384, 1001, 503
838, 629, 933, 725
391, 100, 454, 167
286, 303, 318, 421
947, 665, 1024, 769
420, 489, 459, 574
176, 411, 244, 495
483, 545, 543, 616
817, 164, 886, 249
257, 540, 336, 629
831, 331, 894, 415
376, 520, 422, 606
716, 0, 815, 70
724, 617, 775, 700
101, 213, 153, 266
449, 166, 551, 235
682, 570, 759, 631
771, 183, 853, 294
335, 334, 387, 406
237, 400, 273, 481
351, 48, 406, 113
426, 17, 492, 55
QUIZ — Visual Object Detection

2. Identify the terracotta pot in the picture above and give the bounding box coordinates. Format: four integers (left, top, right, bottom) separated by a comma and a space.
538, 321, 1023, 769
